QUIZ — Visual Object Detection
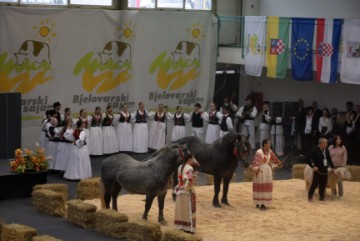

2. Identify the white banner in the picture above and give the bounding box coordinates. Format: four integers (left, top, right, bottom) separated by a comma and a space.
341, 19, 360, 84
244, 16, 266, 77
0, 7, 217, 148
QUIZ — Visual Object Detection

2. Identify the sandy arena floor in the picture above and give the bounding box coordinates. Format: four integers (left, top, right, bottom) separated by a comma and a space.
86, 179, 360, 241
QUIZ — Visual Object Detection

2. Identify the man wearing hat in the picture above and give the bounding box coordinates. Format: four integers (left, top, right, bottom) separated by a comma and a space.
190, 103, 208, 141
52, 101, 62, 127
236, 97, 257, 149
220, 105, 234, 137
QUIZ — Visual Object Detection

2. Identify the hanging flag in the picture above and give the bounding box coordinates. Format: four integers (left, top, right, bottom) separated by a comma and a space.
266, 16, 290, 79
341, 20, 360, 84
315, 18, 342, 83
244, 16, 266, 76
291, 18, 315, 81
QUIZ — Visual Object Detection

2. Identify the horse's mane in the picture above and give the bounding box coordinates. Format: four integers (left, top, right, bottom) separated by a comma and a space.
143, 144, 180, 162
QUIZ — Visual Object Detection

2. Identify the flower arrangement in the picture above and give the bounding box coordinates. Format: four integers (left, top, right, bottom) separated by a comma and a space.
10, 144, 52, 173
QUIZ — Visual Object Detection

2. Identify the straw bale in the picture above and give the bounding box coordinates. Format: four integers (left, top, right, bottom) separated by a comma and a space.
95, 209, 129, 239
126, 220, 162, 241
32, 235, 62, 241
1, 223, 37, 241
32, 189, 66, 217
66, 200, 97, 229
0, 218, 5, 240
33, 184, 68, 200
347, 165, 360, 182
162, 229, 202, 241
292, 164, 307, 180
76, 177, 101, 200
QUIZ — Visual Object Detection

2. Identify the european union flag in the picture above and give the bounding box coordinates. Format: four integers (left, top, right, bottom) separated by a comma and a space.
291, 18, 316, 81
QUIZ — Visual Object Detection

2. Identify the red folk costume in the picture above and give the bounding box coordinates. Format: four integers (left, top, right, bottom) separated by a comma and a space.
251, 148, 281, 206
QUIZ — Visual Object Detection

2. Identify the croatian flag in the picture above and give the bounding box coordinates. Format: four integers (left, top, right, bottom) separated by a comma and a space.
315, 18, 342, 83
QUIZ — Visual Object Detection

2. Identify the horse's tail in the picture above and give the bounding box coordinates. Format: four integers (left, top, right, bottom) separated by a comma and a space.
100, 178, 106, 209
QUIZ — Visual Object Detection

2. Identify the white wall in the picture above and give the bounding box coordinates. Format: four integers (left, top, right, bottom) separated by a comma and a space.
258, 0, 360, 19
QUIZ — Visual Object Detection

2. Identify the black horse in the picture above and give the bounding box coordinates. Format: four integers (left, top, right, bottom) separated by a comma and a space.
100, 144, 189, 224
174, 132, 251, 207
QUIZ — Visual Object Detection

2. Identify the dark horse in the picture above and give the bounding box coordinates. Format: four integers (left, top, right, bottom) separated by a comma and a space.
100, 144, 189, 224
174, 132, 251, 207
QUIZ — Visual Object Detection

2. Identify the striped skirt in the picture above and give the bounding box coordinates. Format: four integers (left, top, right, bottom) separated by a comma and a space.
174, 192, 196, 233
253, 163, 273, 206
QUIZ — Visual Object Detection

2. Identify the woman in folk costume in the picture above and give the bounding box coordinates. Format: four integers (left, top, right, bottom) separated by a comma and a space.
132, 101, 152, 153
174, 153, 199, 233
38, 110, 51, 150
88, 106, 103, 155
115, 103, 133, 152
78, 109, 90, 149
64, 120, 92, 180
167, 106, 190, 142
205, 103, 223, 144
102, 105, 119, 154
251, 139, 282, 210
55, 119, 74, 173
148, 103, 167, 150
61, 107, 75, 127
46, 110, 61, 170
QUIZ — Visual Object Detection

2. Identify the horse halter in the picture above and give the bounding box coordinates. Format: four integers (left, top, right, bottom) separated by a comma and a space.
178, 147, 185, 161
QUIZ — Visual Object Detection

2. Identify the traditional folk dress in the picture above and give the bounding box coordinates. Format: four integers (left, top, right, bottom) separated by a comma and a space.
79, 117, 90, 150
55, 127, 74, 171
132, 109, 150, 153
174, 164, 197, 233
61, 114, 75, 127
102, 113, 118, 154
38, 118, 50, 150
190, 111, 209, 141
148, 112, 166, 150
205, 111, 222, 144
251, 148, 281, 207
236, 105, 258, 149
219, 114, 233, 138
116, 111, 133, 152
64, 129, 92, 180
46, 120, 61, 170
88, 114, 103, 155
271, 117, 284, 156
168, 112, 190, 142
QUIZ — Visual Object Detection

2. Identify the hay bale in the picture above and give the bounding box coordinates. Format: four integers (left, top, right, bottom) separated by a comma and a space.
76, 177, 101, 200
33, 235, 62, 241
32, 189, 66, 217
162, 229, 202, 241
1, 223, 37, 241
347, 165, 360, 182
126, 220, 162, 241
0, 218, 5, 239
33, 184, 68, 200
95, 209, 129, 239
292, 164, 307, 180
66, 199, 97, 229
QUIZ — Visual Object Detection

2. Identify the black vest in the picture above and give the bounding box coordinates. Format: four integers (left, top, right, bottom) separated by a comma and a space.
102, 113, 113, 126
243, 105, 255, 120
174, 113, 185, 126
135, 110, 147, 123
209, 111, 219, 125
192, 112, 203, 128
55, 111, 62, 127
221, 115, 230, 131
154, 112, 166, 123
261, 110, 270, 124
91, 115, 102, 127
119, 113, 131, 123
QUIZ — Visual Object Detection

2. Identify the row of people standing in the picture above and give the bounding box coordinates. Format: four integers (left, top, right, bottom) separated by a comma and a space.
39, 101, 237, 157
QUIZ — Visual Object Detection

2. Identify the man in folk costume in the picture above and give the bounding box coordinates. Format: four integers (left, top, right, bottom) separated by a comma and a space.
306, 138, 335, 202
190, 103, 208, 141
132, 101, 151, 153
251, 139, 282, 210
259, 101, 272, 146
236, 97, 257, 149
205, 102, 223, 144
220, 97, 238, 120
46, 110, 61, 170
148, 103, 166, 150
219, 105, 233, 138
174, 153, 199, 233
167, 106, 190, 142
52, 101, 62, 127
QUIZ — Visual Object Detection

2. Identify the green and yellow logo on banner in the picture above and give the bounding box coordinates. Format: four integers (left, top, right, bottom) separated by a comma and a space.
149, 23, 204, 90
0, 19, 55, 94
